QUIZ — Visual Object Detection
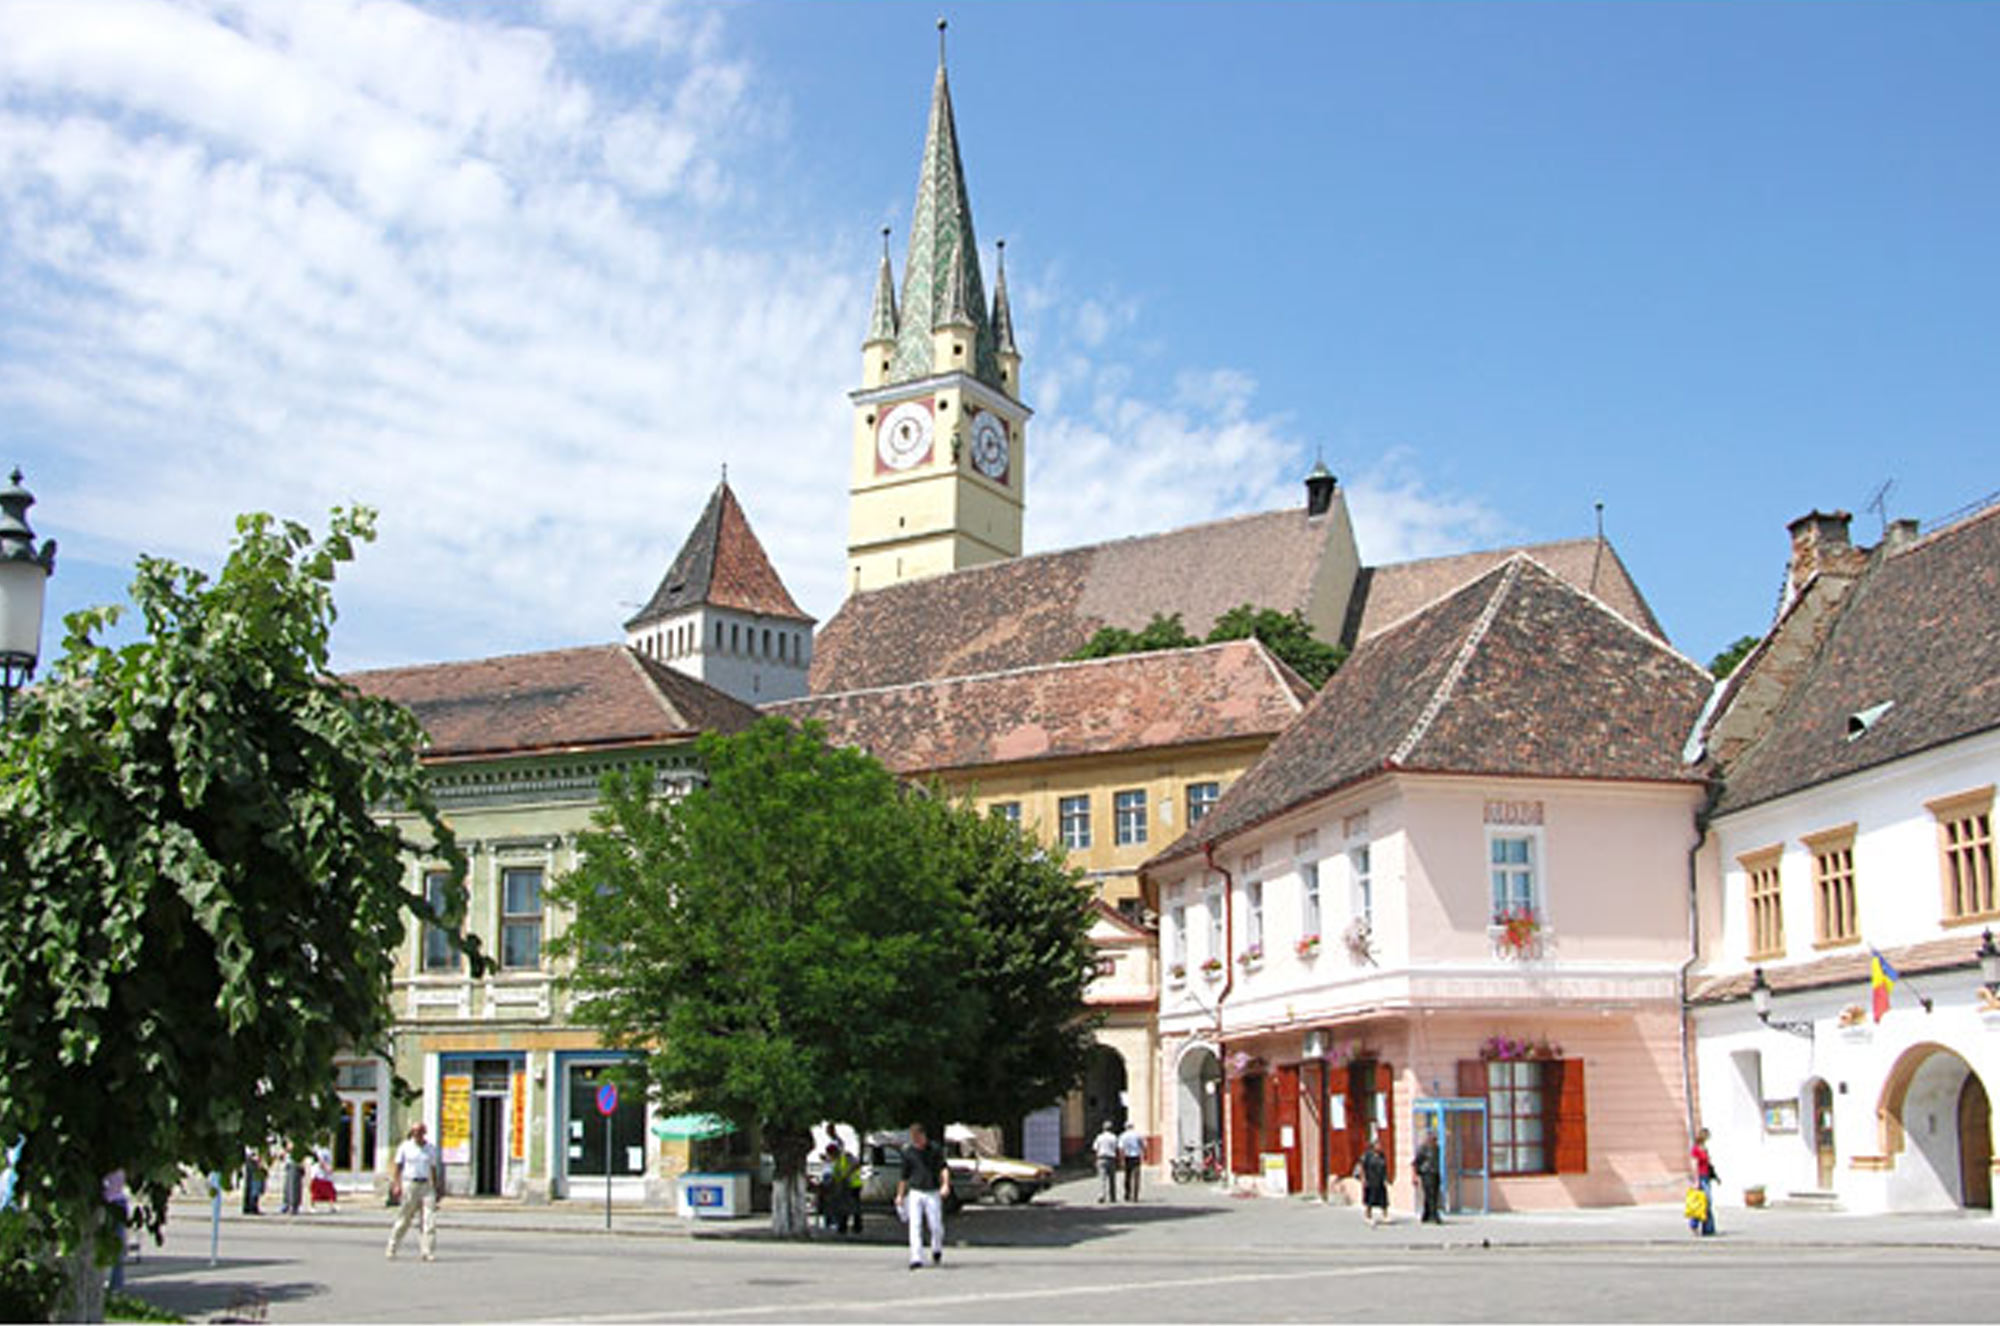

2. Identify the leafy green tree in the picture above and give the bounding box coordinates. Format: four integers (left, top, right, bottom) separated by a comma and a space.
1067, 605, 1347, 688
0, 510, 473, 1321
918, 794, 1100, 1141
1708, 634, 1761, 680
1206, 604, 1348, 688
1067, 612, 1200, 661
551, 718, 985, 1236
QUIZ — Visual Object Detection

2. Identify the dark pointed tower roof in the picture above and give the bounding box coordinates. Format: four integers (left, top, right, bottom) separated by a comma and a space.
867, 226, 898, 344
626, 481, 812, 630
888, 25, 1002, 389
991, 238, 1017, 358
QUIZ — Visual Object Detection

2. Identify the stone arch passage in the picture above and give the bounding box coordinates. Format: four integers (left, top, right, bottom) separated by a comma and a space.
1175, 1042, 1222, 1160
1876, 1041, 1993, 1210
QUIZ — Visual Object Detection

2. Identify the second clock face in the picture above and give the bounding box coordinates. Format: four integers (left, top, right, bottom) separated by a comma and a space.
969, 409, 1009, 480
876, 400, 933, 471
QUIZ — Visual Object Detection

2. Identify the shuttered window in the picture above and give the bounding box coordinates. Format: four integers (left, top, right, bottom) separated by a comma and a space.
1805, 825, 1858, 947
1741, 846, 1784, 960
1931, 788, 1996, 922
1456, 1058, 1587, 1176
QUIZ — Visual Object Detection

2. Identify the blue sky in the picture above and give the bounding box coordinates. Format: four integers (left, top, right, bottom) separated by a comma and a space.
3, 1, 1995, 674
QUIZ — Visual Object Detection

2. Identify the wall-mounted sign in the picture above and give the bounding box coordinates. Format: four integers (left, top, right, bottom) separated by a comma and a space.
439, 1074, 472, 1163
1763, 1099, 1800, 1134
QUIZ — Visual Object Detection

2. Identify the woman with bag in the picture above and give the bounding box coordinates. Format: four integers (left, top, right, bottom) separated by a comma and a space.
1689, 1127, 1718, 1237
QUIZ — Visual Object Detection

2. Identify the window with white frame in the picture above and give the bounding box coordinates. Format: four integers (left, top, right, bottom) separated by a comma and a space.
500, 866, 544, 970
422, 869, 458, 973
1350, 843, 1373, 927
1187, 781, 1220, 825
1246, 879, 1264, 956
1205, 888, 1223, 964
1301, 858, 1321, 939
1059, 795, 1092, 850
1489, 833, 1537, 922
1169, 904, 1187, 974
1114, 789, 1148, 846
989, 801, 1022, 827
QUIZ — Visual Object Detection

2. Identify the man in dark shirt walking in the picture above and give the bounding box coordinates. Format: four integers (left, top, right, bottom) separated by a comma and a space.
896, 1123, 952, 1269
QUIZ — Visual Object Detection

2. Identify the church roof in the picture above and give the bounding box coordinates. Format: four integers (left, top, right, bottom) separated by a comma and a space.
1148, 556, 1710, 867
774, 639, 1309, 778
808, 504, 1664, 695
349, 645, 760, 762
1345, 537, 1663, 643
886, 48, 1002, 389
809, 505, 1350, 693
1713, 501, 2000, 816
627, 481, 811, 630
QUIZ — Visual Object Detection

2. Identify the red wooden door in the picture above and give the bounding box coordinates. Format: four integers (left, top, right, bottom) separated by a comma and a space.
1275, 1065, 1302, 1192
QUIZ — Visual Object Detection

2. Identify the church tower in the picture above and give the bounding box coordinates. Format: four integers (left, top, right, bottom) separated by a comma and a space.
845, 24, 1029, 593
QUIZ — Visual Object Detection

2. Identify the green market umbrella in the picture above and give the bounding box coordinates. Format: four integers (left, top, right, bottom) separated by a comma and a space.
651, 1113, 735, 1141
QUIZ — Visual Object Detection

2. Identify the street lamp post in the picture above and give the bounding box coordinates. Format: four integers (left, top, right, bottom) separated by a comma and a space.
0, 468, 57, 720
1976, 930, 2000, 996
1749, 966, 1815, 1041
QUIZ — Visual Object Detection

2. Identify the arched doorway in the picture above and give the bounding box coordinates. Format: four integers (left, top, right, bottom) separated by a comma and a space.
1807, 1079, 1836, 1190
1083, 1045, 1129, 1132
1877, 1042, 1993, 1210
1960, 1075, 1992, 1210
1175, 1043, 1222, 1160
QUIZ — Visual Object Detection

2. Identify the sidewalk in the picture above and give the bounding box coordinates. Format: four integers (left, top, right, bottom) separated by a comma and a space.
169, 1172, 2000, 1254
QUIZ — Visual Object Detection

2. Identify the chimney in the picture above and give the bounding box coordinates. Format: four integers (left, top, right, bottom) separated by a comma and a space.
1304, 461, 1338, 519
1786, 509, 1864, 597
1882, 518, 1921, 553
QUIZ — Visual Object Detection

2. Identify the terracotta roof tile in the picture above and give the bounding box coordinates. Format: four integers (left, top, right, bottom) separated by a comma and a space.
1688, 933, 1986, 1004
773, 640, 1309, 776
627, 482, 810, 629
1348, 538, 1663, 642
809, 506, 1345, 693
347, 644, 760, 761
1150, 556, 1710, 866
1714, 503, 2000, 814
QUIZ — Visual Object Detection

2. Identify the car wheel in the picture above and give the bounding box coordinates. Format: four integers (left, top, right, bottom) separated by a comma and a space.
989, 1179, 1026, 1206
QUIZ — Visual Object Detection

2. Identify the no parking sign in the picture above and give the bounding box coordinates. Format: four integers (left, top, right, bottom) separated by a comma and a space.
595, 1082, 619, 1116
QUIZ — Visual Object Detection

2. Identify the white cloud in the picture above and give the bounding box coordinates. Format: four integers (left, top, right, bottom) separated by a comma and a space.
0, 0, 1509, 675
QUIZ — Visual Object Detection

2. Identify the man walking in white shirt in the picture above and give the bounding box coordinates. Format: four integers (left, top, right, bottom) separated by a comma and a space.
386, 1121, 443, 1262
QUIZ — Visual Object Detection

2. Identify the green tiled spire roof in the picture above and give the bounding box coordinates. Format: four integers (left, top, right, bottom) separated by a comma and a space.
867, 227, 898, 344
992, 238, 1017, 357
889, 39, 1003, 389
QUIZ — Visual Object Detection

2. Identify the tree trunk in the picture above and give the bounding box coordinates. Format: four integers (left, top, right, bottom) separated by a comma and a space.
58, 1204, 105, 1324
766, 1127, 813, 1238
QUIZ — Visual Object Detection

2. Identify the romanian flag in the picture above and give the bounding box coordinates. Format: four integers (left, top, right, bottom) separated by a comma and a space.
1870, 947, 1900, 1023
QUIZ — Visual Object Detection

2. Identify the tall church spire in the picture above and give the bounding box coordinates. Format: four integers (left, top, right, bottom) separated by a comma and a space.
888, 20, 1001, 388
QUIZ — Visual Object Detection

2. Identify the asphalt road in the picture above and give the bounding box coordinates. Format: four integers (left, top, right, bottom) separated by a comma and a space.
125, 1192, 2000, 1323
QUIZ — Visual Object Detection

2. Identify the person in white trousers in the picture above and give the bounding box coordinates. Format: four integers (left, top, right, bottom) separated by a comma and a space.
385, 1122, 443, 1261
895, 1123, 951, 1270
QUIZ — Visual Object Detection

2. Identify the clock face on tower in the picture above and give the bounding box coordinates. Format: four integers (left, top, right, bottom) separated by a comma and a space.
968, 409, 1009, 481
876, 400, 934, 472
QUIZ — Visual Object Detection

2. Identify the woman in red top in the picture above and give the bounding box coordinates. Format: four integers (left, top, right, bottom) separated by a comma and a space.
1690, 1127, 1718, 1236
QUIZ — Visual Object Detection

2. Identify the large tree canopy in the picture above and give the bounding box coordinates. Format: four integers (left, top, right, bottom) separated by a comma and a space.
0, 510, 472, 1320
552, 717, 1097, 1235
916, 793, 1099, 1133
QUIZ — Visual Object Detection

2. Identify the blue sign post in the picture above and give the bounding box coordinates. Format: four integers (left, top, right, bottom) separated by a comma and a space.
596, 1082, 619, 1230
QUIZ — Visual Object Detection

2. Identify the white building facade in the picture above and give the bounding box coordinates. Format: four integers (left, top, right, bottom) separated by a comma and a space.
1688, 505, 1999, 1215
